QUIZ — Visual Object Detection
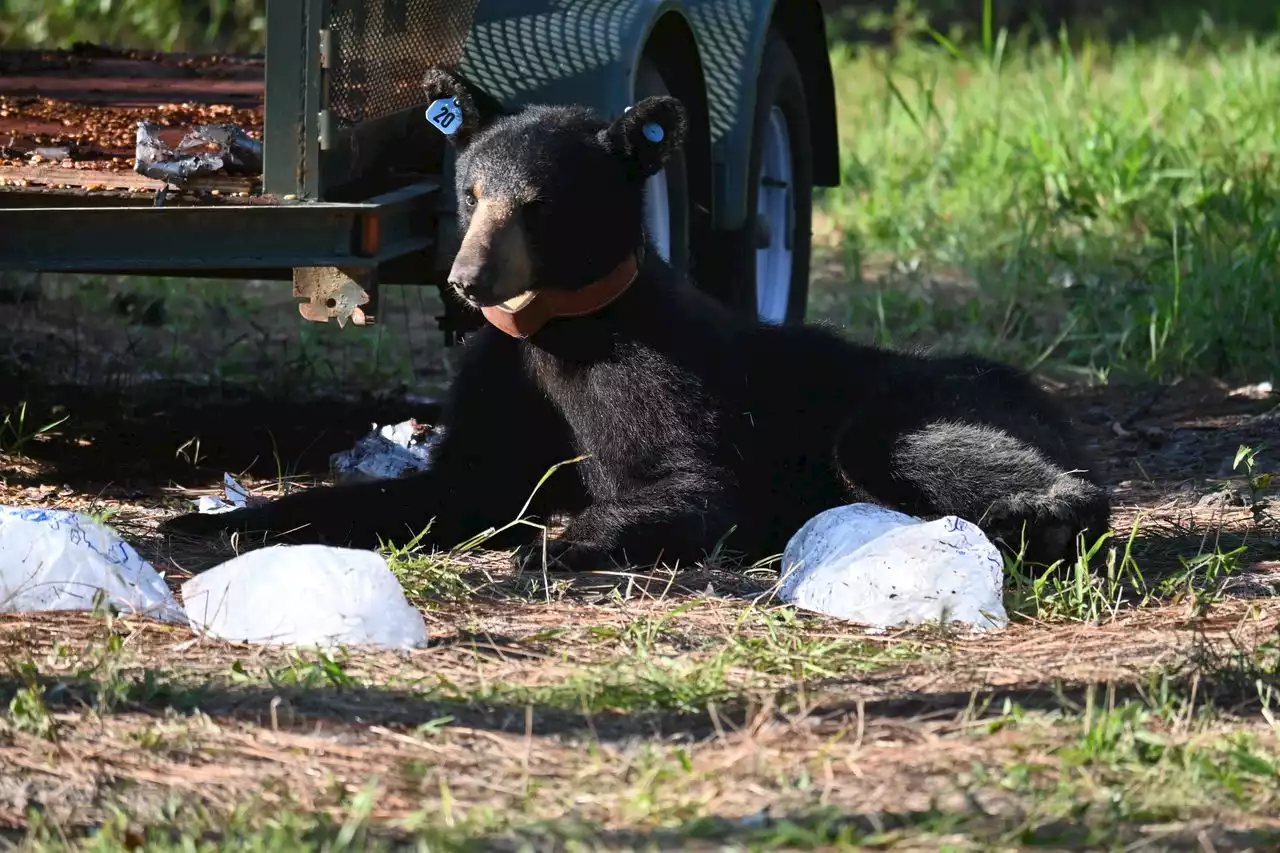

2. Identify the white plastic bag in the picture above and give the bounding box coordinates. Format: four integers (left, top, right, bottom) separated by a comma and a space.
0, 505, 186, 623
182, 544, 429, 649
330, 420, 443, 485
779, 503, 1008, 631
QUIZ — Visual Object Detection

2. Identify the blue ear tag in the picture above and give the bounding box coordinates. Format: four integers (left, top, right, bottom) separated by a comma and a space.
642, 122, 664, 143
426, 97, 464, 136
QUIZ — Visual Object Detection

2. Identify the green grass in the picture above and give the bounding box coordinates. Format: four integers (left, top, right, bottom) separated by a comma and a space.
998, 442, 1275, 624
965, 693, 1280, 847
817, 21, 1280, 380
0, 0, 265, 53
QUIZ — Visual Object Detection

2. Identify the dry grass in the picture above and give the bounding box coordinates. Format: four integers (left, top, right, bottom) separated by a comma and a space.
2, 289, 1280, 847
1, 589, 1278, 849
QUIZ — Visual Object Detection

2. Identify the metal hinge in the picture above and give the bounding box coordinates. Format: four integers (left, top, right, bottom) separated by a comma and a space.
317, 28, 333, 150
318, 109, 332, 151
318, 28, 333, 69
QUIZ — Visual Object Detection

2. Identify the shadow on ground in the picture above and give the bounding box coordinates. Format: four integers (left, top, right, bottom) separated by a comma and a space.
495, 812, 1276, 852
0, 634, 1273, 740
2, 368, 1277, 581
0, 374, 444, 493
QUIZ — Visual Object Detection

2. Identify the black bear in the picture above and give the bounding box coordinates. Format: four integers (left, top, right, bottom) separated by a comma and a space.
161, 67, 1111, 573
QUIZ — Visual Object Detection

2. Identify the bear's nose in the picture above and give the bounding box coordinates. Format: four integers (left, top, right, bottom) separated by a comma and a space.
447, 259, 494, 303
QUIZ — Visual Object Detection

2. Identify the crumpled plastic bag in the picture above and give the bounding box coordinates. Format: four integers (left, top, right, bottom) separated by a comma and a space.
779, 503, 1008, 631
330, 419, 444, 484
0, 505, 186, 623
182, 544, 429, 650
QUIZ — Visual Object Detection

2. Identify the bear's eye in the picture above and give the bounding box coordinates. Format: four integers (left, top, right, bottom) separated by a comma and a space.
463, 190, 477, 207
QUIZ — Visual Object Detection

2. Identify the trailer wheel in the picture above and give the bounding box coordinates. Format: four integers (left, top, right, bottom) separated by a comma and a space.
716, 33, 814, 325
751, 35, 813, 324
635, 59, 692, 278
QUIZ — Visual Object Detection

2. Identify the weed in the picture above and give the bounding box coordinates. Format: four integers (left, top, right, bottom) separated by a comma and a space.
5, 661, 57, 740
1005, 525, 1143, 622
1005, 440, 1271, 623
1234, 443, 1275, 524
0, 402, 68, 457
376, 455, 590, 605
385, 546, 475, 603
265, 650, 358, 691
724, 607, 923, 680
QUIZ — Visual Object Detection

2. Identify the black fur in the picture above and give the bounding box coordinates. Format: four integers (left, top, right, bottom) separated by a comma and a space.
162, 68, 1111, 572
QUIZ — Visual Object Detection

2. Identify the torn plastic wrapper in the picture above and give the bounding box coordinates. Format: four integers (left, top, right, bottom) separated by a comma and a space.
330, 419, 445, 485
134, 119, 262, 185
194, 472, 263, 515
178, 123, 263, 173
192, 420, 441, 514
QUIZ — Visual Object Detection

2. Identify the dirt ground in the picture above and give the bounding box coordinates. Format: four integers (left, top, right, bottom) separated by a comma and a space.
0, 274, 1277, 849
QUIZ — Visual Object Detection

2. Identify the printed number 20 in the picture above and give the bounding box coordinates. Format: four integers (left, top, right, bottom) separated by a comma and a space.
433, 106, 457, 128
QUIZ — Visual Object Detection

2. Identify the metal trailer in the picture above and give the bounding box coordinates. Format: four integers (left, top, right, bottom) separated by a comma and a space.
0, 0, 840, 343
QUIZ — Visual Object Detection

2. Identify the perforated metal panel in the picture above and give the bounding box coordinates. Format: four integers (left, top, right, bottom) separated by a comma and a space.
686, 0, 753, 143
327, 0, 481, 127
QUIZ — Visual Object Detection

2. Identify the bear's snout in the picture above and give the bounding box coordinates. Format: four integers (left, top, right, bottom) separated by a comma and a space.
449, 196, 535, 306
447, 255, 498, 305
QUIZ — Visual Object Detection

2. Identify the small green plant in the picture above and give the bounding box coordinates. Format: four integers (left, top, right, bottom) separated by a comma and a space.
266, 650, 357, 690
376, 454, 590, 607
1234, 444, 1274, 523
87, 504, 122, 525
1156, 544, 1244, 615
1005, 525, 1144, 622
5, 662, 56, 740
592, 602, 698, 654
0, 402, 69, 457
76, 630, 135, 713
725, 606, 922, 680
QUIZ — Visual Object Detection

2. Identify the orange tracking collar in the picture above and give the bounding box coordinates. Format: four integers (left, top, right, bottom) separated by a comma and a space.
480, 253, 639, 338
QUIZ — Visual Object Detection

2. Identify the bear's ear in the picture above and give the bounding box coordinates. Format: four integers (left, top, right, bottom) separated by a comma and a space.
604, 95, 687, 180
422, 66, 503, 150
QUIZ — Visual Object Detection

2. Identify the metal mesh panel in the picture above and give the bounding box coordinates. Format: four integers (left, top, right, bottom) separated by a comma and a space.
327, 0, 481, 127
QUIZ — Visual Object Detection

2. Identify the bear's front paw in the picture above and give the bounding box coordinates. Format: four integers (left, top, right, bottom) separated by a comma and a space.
513, 538, 610, 573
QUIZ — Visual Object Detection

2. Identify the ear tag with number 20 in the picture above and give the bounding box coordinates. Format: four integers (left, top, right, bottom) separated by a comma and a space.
426, 97, 464, 136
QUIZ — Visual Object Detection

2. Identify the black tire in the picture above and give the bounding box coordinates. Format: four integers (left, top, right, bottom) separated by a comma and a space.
634, 59, 693, 279
714, 32, 814, 325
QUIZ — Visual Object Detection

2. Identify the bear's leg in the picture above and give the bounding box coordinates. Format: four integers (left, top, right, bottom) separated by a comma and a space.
835, 419, 1111, 568
515, 470, 737, 572
160, 332, 587, 552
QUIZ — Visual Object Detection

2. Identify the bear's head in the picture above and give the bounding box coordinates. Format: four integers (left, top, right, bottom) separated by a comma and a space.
422, 67, 686, 335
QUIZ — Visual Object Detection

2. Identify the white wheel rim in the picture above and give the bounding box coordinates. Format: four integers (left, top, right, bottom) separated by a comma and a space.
756, 105, 794, 324
644, 169, 672, 262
